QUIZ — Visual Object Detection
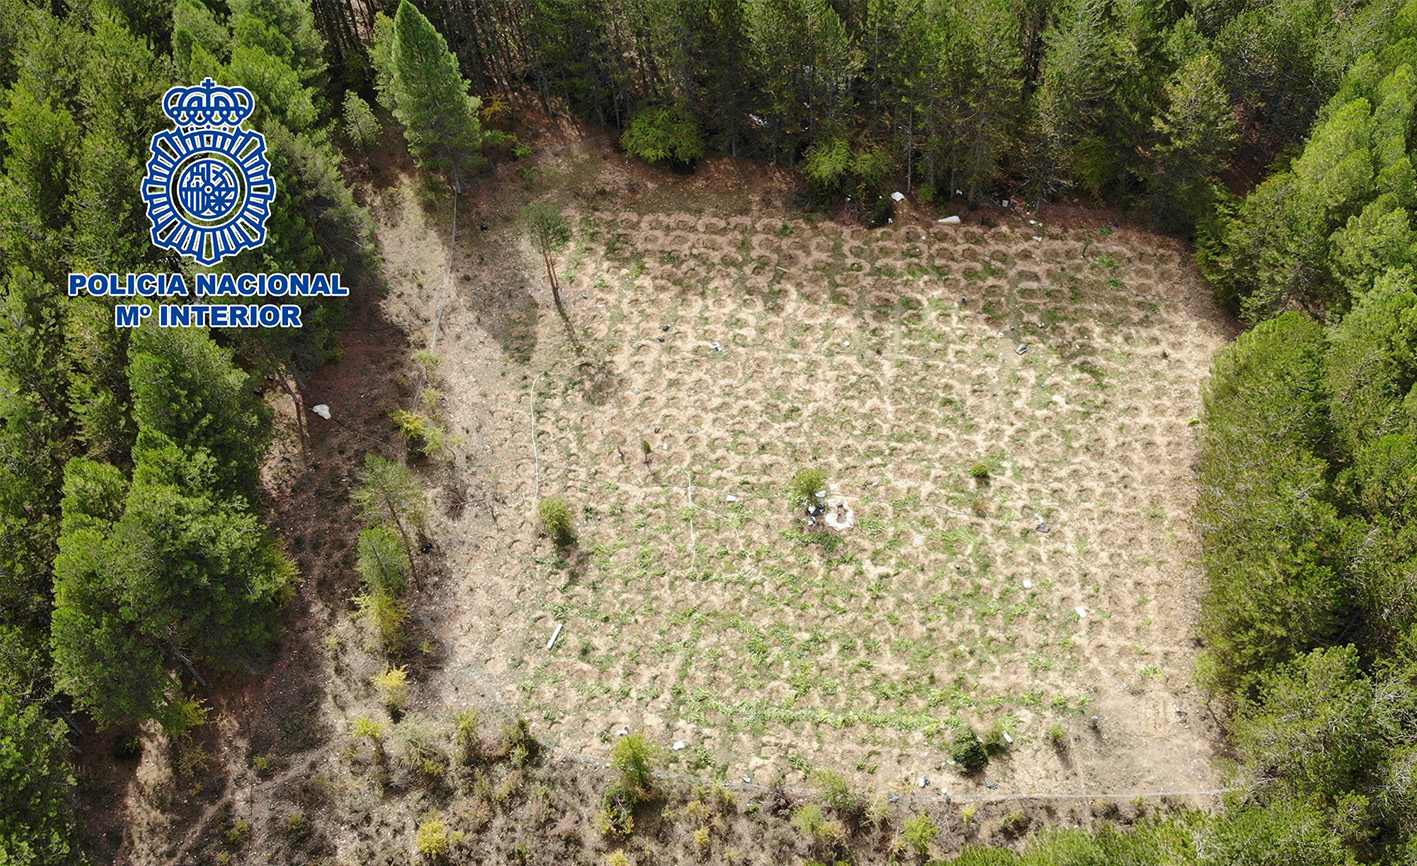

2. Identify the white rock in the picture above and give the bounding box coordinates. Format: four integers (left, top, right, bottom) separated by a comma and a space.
1023, 579, 1033, 589
1075, 606, 1088, 618
673, 741, 686, 751
311, 404, 331, 420
726, 495, 738, 502
891, 191, 906, 201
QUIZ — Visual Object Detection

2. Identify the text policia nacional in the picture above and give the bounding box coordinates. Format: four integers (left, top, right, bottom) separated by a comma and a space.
67, 271, 347, 328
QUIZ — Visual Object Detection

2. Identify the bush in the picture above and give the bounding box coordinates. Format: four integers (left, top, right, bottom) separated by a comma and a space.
357, 525, 410, 596
538, 496, 575, 545
354, 589, 408, 653
950, 727, 989, 775
970, 461, 991, 480
392, 409, 446, 456
982, 719, 1012, 755
900, 813, 940, 858
415, 811, 454, 858
621, 104, 704, 166
611, 732, 662, 798
789, 468, 828, 513
814, 768, 866, 827
373, 665, 409, 711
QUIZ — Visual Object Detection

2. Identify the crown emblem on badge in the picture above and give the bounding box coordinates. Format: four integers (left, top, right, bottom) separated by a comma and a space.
142, 78, 275, 266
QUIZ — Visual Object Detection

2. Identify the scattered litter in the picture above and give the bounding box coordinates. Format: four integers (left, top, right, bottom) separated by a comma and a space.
1015, 344, 1029, 355
1036, 522, 1050, 533
662, 443, 668, 450
726, 494, 738, 503
1075, 606, 1088, 618
918, 776, 930, 788
1022, 579, 1034, 589
657, 336, 665, 343
985, 781, 998, 790
1033, 235, 1043, 242
889, 793, 901, 804
743, 775, 753, 783
938, 215, 961, 224
661, 323, 670, 331
673, 741, 686, 751
311, 404, 331, 420
1028, 219, 1038, 225
617, 726, 630, 736
1002, 200, 1009, 207
546, 622, 564, 650
825, 498, 856, 531
844, 340, 850, 347
1003, 733, 1013, 744
709, 342, 723, 352
960, 297, 968, 304
891, 191, 905, 201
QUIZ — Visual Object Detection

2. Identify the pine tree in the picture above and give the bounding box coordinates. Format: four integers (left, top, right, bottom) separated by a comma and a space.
375, 0, 485, 184
0, 688, 79, 865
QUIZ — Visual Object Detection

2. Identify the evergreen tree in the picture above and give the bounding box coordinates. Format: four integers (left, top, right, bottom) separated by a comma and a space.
0, 689, 79, 866
374, 0, 484, 184
1149, 52, 1237, 228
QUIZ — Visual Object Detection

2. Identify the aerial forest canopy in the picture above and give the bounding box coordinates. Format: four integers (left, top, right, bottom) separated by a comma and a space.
1, 0, 1417, 862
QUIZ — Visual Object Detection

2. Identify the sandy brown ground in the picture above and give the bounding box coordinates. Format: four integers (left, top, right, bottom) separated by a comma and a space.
370, 129, 1236, 800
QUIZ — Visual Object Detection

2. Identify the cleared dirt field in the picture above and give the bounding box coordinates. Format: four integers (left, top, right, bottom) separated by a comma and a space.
375, 136, 1234, 801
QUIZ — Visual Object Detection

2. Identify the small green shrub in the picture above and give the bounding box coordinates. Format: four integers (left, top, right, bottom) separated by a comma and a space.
373, 665, 409, 711
538, 496, 575, 545
611, 732, 662, 798
415, 811, 458, 858
950, 727, 989, 775
970, 461, 991, 480
354, 589, 408, 653
792, 803, 825, 837
789, 468, 828, 513
982, 719, 1013, 755
1048, 724, 1068, 748
225, 818, 251, 848
392, 409, 446, 456
900, 813, 940, 858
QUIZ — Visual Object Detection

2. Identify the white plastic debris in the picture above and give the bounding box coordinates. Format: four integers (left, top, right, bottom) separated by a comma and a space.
1022, 579, 1034, 589
1004, 733, 1013, 744
617, 726, 630, 736
709, 342, 723, 352
673, 741, 686, 751
891, 191, 906, 202
938, 215, 962, 224
1033, 236, 1044, 242
1075, 606, 1088, 619
547, 622, 564, 650
311, 404, 331, 420
918, 776, 930, 788
726, 494, 738, 503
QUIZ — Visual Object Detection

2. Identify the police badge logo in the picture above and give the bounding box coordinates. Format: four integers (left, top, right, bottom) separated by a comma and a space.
142, 78, 275, 266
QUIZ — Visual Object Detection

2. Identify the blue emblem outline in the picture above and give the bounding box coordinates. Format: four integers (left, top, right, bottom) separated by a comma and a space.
142, 79, 275, 266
